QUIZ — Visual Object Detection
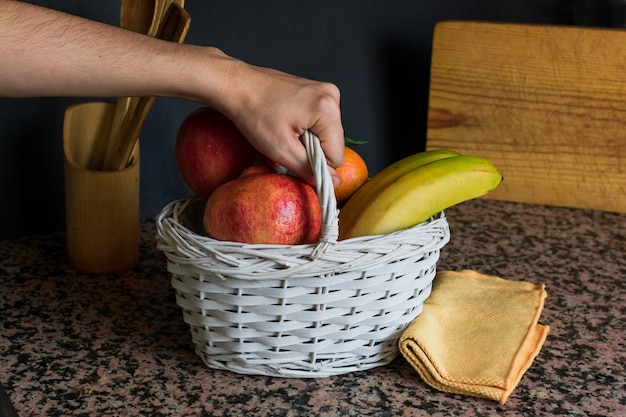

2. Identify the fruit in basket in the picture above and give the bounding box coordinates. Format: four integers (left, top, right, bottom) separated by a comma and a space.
339, 152, 503, 239
339, 149, 460, 237
175, 107, 262, 197
203, 167, 322, 245
335, 146, 369, 204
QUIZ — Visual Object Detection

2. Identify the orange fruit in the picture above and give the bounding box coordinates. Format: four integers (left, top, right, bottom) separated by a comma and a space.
335, 146, 368, 204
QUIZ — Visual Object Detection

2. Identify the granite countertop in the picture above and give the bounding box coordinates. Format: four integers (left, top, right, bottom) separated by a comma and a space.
1, 199, 624, 416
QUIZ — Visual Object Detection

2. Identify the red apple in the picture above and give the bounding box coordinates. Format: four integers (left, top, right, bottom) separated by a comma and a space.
203, 169, 322, 245
175, 107, 262, 197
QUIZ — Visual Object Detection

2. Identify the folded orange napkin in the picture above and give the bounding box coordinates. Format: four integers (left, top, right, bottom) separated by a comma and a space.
399, 269, 549, 404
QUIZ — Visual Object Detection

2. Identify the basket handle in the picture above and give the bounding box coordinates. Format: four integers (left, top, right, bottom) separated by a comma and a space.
302, 130, 339, 256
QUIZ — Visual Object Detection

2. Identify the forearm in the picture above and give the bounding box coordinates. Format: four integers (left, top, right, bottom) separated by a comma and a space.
0, 0, 233, 105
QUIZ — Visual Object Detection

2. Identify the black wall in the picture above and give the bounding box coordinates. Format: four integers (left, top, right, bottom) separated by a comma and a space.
1, 0, 606, 239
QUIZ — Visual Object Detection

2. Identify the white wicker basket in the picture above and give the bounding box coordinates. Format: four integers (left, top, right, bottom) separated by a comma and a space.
156, 131, 450, 377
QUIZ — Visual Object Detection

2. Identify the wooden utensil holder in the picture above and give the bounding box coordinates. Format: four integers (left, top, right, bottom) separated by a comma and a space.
63, 102, 140, 274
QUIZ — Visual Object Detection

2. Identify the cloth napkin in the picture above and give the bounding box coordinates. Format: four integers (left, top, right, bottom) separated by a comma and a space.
399, 269, 549, 404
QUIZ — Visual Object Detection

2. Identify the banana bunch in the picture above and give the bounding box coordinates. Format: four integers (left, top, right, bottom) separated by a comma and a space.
338, 149, 503, 239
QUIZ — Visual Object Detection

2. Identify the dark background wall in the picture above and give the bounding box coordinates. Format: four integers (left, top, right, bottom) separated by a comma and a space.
1, 0, 617, 239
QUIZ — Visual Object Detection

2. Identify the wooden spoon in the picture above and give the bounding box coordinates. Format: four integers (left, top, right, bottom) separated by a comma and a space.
89, 0, 160, 170
94, 0, 159, 170
121, 0, 160, 34
99, 0, 186, 170
103, 3, 191, 171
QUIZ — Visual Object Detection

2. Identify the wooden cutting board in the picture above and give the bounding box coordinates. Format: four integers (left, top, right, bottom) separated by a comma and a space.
426, 20, 626, 213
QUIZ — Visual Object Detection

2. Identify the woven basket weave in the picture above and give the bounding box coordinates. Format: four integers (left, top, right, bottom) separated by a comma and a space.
156, 131, 450, 377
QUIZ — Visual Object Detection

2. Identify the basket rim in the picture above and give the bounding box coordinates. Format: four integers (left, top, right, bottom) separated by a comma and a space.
155, 195, 450, 280
156, 195, 449, 248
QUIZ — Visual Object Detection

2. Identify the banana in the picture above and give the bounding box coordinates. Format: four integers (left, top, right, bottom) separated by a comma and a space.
339, 154, 503, 239
338, 149, 460, 236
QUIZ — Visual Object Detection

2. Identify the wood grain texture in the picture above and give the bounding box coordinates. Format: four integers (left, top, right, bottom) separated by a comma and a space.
426, 21, 626, 213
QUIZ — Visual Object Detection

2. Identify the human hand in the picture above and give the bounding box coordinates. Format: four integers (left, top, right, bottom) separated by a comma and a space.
211, 61, 345, 187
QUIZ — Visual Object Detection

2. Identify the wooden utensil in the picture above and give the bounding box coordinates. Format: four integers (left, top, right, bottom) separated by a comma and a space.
120, 0, 160, 34
99, 0, 186, 170
103, 3, 191, 171
426, 21, 626, 213
90, 0, 160, 170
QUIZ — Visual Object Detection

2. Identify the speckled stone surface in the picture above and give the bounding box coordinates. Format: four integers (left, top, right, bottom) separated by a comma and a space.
1, 199, 624, 416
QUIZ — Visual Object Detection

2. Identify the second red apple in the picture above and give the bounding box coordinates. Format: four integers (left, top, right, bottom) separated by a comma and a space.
175, 107, 262, 197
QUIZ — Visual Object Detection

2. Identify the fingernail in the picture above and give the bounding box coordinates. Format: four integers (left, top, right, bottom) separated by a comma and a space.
331, 173, 340, 188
